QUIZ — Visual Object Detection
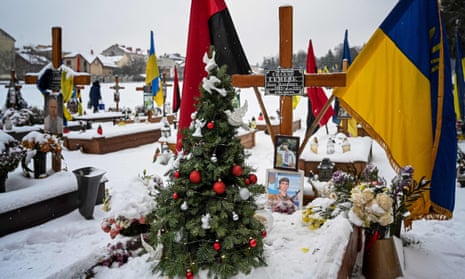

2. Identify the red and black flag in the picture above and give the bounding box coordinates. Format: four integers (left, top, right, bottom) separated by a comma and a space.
172, 64, 181, 113
177, 0, 251, 150
306, 39, 334, 133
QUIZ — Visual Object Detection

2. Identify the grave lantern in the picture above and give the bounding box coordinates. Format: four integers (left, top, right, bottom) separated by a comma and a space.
161, 123, 171, 138
318, 158, 335, 181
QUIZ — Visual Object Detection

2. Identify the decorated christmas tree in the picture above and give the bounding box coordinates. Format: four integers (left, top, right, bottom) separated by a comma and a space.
148, 49, 267, 279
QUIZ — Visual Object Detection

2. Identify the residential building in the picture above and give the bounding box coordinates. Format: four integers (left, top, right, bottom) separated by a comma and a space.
0, 28, 16, 80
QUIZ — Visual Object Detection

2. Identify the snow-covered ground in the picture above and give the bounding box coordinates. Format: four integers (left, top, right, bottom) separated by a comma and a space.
0, 83, 464, 278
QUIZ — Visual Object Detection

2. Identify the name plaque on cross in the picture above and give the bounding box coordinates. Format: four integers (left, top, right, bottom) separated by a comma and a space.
264, 68, 304, 96
143, 85, 152, 94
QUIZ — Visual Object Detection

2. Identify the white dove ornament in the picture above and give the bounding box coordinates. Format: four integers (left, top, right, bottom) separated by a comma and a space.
202, 75, 227, 96
224, 100, 249, 130
203, 50, 218, 72
141, 233, 163, 262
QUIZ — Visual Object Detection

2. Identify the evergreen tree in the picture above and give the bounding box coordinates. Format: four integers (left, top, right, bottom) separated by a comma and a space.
148, 48, 267, 279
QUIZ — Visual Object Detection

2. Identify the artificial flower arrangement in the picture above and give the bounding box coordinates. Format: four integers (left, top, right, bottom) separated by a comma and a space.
302, 163, 429, 239
302, 168, 358, 230
0, 131, 26, 182
389, 165, 430, 236
347, 180, 393, 239
20, 131, 64, 177
21, 131, 63, 154
95, 169, 160, 269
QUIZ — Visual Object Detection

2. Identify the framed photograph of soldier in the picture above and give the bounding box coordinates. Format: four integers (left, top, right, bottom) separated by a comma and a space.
43, 94, 63, 134
273, 135, 300, 171
265, 168, 304, 214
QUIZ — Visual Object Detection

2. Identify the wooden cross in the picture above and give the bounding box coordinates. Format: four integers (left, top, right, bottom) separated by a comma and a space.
24, 27, 90, 87
5, 70, 21, 90
110, 75, 125, 111
24, 27, 90, 171
136, 71, 171, 116
161, 72, 172, 116
232, 6, 346, 149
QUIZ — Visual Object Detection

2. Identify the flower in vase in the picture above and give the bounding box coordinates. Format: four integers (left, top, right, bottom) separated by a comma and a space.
348, 181, 394, 238
389, 165, 430, 236
21, 131, 62, 154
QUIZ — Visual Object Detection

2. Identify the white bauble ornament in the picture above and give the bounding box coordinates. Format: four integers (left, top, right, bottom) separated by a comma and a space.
232, 211, 239, 221
239, 188, 251, 200
201, 213, 211, 229
181, 201, 188, 211
211, 153, 218, 163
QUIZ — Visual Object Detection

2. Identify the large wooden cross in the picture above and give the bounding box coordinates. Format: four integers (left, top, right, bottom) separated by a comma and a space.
110, 75, 125, 111
24, 27, 90, 171
232, 6, 346, 151
24, 27, 90, 86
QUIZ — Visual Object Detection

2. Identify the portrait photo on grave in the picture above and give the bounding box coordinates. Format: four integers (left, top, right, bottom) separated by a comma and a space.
266, 168, 304, 214
274, 135, 299, 171
43, 94, 63, 134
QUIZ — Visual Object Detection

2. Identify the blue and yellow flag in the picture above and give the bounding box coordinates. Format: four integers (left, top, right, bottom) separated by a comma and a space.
60, 67, 74, 121
454, 30, 465, 122
145, 31, 163, 107
334, 0, 456, 223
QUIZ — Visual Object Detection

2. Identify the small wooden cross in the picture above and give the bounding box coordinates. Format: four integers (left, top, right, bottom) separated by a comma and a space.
161, 72, 172, 116
232, 6, 346, 149
110, 75, 125, 111
5, 70, 21, 90
136, 71, 171, 116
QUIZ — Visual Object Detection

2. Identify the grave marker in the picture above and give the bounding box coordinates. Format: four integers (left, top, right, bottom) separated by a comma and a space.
25, 27, 90, 171
232, 6, 346, 150
110, 75, 125, 111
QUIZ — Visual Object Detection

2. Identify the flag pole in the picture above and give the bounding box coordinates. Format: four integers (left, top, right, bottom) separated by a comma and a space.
298, 59, 348, 157
252, 86, 276, 146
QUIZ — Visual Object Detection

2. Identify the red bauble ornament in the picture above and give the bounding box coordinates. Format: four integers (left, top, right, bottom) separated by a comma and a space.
249, 174, 258, 184
213, 240, 221, 251
174, 171, 181, 178
97, 125, 103, 135
249, 238, 257, 248
245, 178, 251, 185
262, 230, 267, 238
189, 170, 201, 183
231, 165, 243, 176
172, 192, 179, 199
186, 269, 194, 279
207, 121, 215, 129
213, 180, 226, 194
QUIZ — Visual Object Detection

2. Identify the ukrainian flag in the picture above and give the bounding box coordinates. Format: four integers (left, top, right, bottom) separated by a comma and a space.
60, 68, 74, 121
454, 30, 465, 122
334, 0, 456, 222
145, 31, 163, 107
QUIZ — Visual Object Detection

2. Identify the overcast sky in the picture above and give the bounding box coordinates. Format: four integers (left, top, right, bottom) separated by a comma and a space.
1, 0, 397, 65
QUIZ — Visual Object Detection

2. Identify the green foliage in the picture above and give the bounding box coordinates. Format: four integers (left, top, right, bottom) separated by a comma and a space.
149, 48, 266, 278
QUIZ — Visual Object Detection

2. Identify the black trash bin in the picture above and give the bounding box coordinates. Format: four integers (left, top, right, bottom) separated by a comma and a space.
73, 167, 106, 219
